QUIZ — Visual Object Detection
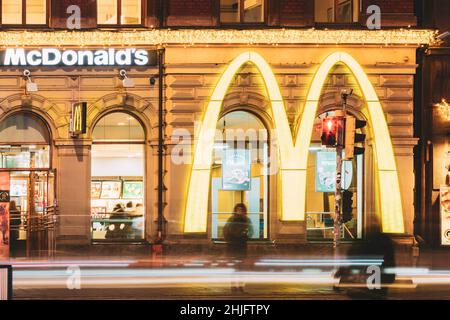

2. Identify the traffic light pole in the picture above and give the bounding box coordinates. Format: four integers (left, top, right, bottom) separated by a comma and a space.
334, 144, 343, 249
334, 90, 352, 249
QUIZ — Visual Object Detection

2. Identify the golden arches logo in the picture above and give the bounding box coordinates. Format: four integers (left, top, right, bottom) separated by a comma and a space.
183, 51, 405, 234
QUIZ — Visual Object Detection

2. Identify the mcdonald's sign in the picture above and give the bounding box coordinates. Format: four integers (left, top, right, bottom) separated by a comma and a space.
71, 102, 87, 136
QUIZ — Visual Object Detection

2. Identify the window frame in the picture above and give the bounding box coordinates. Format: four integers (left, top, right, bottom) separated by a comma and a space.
218, 0, 268, 26
0, 0, 49, 27
97, 0, 145, 28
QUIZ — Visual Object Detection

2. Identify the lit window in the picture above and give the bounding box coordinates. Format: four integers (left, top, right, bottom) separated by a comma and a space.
26, 0, 46, 25
220, 0, 264, 24
315, 0, 358, 23
1, 0, 46, 25
2, 0, 22, 24
121, 0, 141, 25
97, 0, 141, 25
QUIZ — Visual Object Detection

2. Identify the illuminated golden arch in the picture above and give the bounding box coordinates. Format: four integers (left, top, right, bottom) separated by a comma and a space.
296, 52, 404, 233
184, 51, 405, 234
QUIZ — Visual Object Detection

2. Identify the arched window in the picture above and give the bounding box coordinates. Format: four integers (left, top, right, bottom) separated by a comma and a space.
91, 112, 146, 242
0, 112, 50, 169
211, 110, 269, 240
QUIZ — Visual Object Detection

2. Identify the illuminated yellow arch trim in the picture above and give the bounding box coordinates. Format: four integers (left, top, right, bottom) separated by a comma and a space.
184, 52, 303, 232
296, 52, 404, 233
184, 51, 405, 234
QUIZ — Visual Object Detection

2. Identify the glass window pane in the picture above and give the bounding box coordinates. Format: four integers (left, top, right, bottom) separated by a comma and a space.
97, 0, 118, 24
121, 0, 141, 25
26, 0, 46, 24
243, 0, 263, 23
220, 0, 240, 23
92, 113, 145, 142
0, 113, 50, 144
315, 0, 356, 23
0, 145, 50, 169
2, 0, 22, 24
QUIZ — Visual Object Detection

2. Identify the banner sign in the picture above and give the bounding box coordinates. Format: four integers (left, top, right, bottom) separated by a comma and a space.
440, 186, 450, 246
0, 48, 158, 67
316, 151, 353, 192
222, 149, 251, 191
0, 173, 10, 259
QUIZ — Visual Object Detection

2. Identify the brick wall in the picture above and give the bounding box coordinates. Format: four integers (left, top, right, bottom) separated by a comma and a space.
269, 0, 313, 27
361, 0, 417, 26
166, 0, 217, 26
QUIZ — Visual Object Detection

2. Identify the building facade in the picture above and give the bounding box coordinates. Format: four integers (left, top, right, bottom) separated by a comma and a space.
0, 0, 438, 257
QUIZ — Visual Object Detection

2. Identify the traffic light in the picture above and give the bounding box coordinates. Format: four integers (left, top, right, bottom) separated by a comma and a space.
342, 190, 354, 223
344, 116, 367, 160
321, 117, 344, 147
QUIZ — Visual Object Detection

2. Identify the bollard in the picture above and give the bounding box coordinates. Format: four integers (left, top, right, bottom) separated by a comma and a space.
0, 265, 12, 300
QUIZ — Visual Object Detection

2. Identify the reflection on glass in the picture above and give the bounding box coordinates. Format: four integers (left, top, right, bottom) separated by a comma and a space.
121, 0, 141, 25
26, 0, 46, 24
97, 0, 118, 24
2, 0, 22, 24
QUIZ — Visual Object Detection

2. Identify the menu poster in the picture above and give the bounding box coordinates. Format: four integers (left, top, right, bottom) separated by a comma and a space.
123, 181, 143, 199
0, 172, 10, 259
100, 181, 122, 199
91, 182, 102, 199
222, 149, 251, 191
440, 186, 450, 246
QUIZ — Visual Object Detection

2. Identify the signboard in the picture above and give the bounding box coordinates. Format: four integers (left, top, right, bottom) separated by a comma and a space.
222, 149, 251, 191
440, 186, 450, 246
316, 151, 353, 192
0, 173, 10, 260
0, 48, 158, 67
70, 102, 87, 135
123, 181, 143, 199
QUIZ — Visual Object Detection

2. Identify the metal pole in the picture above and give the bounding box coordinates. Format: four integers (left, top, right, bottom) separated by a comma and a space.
334, 90, 352, 249
156, 47, 165, 243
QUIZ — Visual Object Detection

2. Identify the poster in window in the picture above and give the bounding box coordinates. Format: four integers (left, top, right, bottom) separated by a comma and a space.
440, 186, 450, 246
222, 149, 251, 191
123, 181, 143, 199
316, 151, 353, 192
91, 182, 102, 199
100, 181, 122, 199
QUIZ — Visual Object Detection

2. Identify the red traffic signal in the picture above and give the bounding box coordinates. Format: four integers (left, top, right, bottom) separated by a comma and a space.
321, 117, 344, 147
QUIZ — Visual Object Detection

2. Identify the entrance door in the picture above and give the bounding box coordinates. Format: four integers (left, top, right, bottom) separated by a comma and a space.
9, 170, 55, 257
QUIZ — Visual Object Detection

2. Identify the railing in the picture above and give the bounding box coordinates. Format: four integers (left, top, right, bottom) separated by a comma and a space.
10, 206, 58, 233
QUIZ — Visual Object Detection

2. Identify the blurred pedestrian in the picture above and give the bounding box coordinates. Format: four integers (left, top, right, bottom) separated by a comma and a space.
223, 203, 253, 293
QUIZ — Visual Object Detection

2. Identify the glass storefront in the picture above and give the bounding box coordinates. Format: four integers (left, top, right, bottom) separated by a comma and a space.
91, 112, 145, 242
210, 111, 269, 240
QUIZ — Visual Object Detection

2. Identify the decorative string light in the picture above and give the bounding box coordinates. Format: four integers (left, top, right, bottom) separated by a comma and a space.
435, 99, 450, 120
0, 29, 437, 47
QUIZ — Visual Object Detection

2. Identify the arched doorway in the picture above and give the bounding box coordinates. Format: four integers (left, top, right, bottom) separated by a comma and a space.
306, 110, 366, 241
90, 112, 146, 242
0, 112, 55, 257
210, 110, 269, 240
